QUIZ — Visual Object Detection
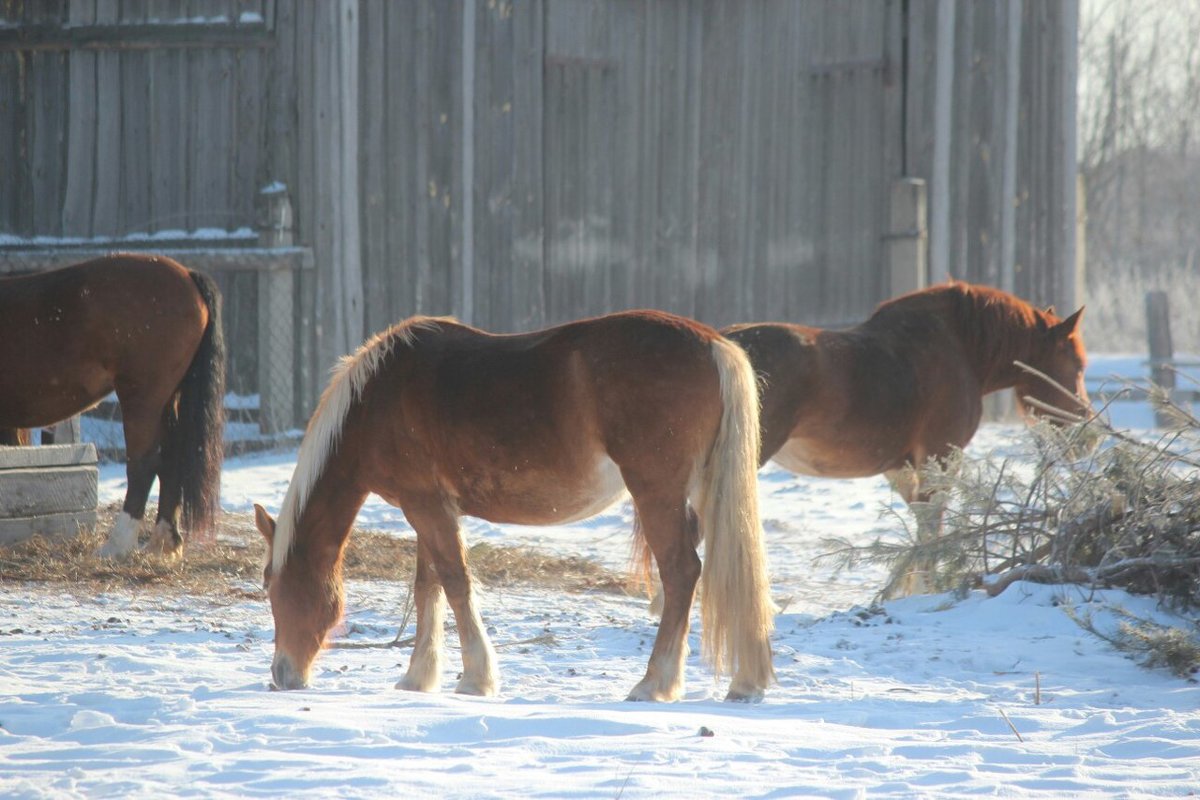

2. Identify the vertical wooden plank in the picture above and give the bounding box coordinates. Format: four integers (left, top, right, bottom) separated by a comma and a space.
476, 0, 517, 330
999, 0, 1022, 294
625, 0, 650, 316
693, 0, 728, 325
27, 1, 70, 239
1057, 0, 1079, 314
90, 0, 121, 237
231, 46, 264, 229
928, 0, 955, 285
787, 1, 820, 321
0, 32, 23, 236
947, 0, 972, 283
327, 0, 363, 359
383, 0, 416, 323
459, 0, 477, 325
188, 0, 233, 231
411, 0, 432, 316
510, 0, 545, 330
148, 0, 189, 234
358, 0, 388, 333
119, 0, 152, 235
440, 0, 463, 318
61, 0, 97, 238
418, 0, 460, 317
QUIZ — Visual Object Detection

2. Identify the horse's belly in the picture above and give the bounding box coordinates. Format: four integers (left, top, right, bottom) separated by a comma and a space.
459, 454, 628, 526
553, 455, 628, 524
771, 437, 890, 479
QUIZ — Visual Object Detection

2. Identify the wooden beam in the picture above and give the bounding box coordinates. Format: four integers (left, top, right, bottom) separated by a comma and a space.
0, 466, 98, 519
0, 247, 314, 275
0, 23, 275, 52
0, 511, 98, 545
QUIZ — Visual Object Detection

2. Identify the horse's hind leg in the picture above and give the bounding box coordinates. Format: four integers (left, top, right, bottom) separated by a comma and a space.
145, 405, 184, 557
97, 447, 160, 558
646, 505, 699, 617
145, 452, 184, 557
625, 487, 700, 702
396, 543, 447, 693
402, 497, 497, 696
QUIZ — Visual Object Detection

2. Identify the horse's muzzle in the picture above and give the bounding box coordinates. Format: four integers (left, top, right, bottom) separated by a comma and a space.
270, 653, 309, 690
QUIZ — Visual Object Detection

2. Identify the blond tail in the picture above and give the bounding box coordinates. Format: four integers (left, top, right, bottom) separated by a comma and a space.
697, 337, 775, 700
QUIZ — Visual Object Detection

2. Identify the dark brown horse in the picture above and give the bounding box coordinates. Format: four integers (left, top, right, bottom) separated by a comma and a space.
725, 281, 1089, 595
253, 311, 775, 702
0, 254, 225, 558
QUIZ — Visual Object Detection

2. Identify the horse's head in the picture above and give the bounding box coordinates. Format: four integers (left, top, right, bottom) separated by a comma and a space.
1014, 306, 1090, 423
254, 503, 342, 691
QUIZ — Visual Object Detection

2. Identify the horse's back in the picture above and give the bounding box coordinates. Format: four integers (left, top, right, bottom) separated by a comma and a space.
0, 254, 209, 428
349, 311, 728, 523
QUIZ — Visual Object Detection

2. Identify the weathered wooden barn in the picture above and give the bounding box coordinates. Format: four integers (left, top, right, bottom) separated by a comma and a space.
0, 0, 1080, 431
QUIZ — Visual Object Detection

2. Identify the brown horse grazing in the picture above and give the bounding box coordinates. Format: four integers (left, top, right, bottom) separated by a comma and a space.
724, 281, 1089, 596
0, 254, 225, 558
252, 311, 775, 702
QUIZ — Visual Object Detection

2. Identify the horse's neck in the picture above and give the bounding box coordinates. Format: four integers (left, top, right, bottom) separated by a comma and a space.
952, 296, 1039, 394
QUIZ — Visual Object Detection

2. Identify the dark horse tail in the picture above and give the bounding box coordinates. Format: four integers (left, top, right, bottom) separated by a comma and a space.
165, 270, 227, 538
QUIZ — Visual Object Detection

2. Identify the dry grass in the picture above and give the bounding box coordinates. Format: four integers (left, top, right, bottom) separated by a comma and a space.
0, 502, 631, 599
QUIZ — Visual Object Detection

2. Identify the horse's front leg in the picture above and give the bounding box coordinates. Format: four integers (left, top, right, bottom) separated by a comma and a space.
403, 498, 498, 697
884, 460, 951, 597
396, 543, 447, 693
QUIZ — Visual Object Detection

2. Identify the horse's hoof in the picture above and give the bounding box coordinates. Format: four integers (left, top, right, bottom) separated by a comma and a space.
395, 676, 438, 693
625, 683, 680, 703
143, 521, 184, 559
723, 687, 765, 704
454, 679, 498, 697
95, 541, 134, 560
97, 513, 139, 559
143, 537, 184, 559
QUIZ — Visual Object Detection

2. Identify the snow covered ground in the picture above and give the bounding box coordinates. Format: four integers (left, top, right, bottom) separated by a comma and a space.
2, 358, 1199, 798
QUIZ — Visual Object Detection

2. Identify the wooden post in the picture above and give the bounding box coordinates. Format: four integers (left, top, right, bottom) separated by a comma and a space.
257, 184, 296, 435
49, 416, 82, 444
1146, 290, 1174, 428
888, 178, 928, 297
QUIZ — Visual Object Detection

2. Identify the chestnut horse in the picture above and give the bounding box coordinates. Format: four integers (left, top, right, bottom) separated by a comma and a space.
724, 281, 1089, 595
252, 311, 775, 702
0, 254, 225, 558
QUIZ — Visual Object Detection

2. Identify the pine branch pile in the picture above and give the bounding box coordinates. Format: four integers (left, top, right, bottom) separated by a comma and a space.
823, 369, 1200, 610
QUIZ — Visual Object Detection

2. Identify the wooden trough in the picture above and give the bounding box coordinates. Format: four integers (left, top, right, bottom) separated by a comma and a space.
0, 444, 98, 546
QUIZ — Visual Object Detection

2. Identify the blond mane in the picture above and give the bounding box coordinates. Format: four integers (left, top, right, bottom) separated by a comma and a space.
270, 317, 449, 573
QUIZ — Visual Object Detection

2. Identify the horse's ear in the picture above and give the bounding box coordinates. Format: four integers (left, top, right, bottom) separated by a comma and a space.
253, 503, 276, 545
1056, 306, 1084, 335
1044, 304, 1056, 316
